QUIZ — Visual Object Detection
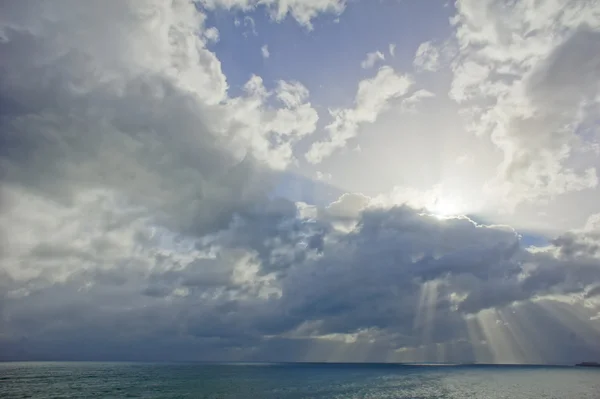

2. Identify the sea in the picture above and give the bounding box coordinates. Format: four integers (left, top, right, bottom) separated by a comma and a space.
1, 362, 599, 398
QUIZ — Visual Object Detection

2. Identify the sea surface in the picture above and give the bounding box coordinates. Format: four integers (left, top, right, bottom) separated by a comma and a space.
1, 362, 599, 398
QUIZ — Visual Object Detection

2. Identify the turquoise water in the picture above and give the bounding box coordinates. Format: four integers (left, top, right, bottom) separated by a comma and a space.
1, 362, 599, 398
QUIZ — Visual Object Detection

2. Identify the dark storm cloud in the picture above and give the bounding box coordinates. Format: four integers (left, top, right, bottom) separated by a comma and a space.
2, 198, 600, 362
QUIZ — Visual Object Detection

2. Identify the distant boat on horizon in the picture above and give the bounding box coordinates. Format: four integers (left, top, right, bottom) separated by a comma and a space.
575, 362, 600, 368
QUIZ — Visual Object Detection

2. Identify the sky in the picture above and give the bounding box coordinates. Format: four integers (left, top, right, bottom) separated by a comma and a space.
1, 0, 600, 364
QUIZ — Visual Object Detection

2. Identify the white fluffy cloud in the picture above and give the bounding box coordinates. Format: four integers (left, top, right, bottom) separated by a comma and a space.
261, 44, 270, 59
450, 0, 600, 207
400, 89, 435, 113
316, 171, 332, 181
204, 26, 220, 43
306, 67, 413, 163
413, 41, 440, 72
224, 76, 319, 168
361, 51, 385, 69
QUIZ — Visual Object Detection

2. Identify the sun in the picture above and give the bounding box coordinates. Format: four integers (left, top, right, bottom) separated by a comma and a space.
428, 195, 464, 218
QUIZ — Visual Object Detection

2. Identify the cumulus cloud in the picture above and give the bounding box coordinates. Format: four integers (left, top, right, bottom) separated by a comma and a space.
400, 89, 435, 113
450, 0, 600, 206
316, 171, 332, 181
306, 67, 413, 163
235, 15, 258, 36
261, 44, 270, 59
361, 51, 385, 69
204, 26, 220, 43
0, 0, 316, 297
413, 41, 440, 72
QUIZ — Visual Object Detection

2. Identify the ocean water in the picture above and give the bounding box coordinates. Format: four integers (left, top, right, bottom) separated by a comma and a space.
1, 362, 599, 398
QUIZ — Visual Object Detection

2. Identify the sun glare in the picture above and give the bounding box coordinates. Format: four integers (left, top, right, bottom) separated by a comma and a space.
428, 195, 465, 218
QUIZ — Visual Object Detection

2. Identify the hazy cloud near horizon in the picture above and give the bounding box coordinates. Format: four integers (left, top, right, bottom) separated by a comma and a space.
1, 0, 600, 364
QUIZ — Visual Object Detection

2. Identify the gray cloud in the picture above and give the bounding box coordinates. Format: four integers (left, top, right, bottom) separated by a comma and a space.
3, 194, 600, 363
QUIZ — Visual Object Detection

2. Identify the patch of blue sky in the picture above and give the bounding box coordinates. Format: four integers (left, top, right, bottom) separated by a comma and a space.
204, 1, 455, 106
519, 233, 550, 247
202, 1, 458, 209
269, 170, 344, 206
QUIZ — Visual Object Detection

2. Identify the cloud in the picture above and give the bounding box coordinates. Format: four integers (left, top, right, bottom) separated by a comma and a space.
261, 44, 270, 59
275, 80, 309, 108
389, 43, 396, 57
204, 27, 220, 43
306, 67, 413, 163
223, 75, 319, 168
1, 0, 600, 365
551, 213, 600, 259
3, 183, 600, 362
235, 15, 258, 36
0, 0, 318, 279
200, 0, 346, 29
361, 51, 385, 69
316, 171, 332, 181
400, 89, 435, 113
413, 41, 440, 72
450, 0, 600, 206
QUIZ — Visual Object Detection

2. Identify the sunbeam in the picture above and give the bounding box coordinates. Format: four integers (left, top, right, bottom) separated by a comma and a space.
413, 279, 440, 346
472, 308, 523, 364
